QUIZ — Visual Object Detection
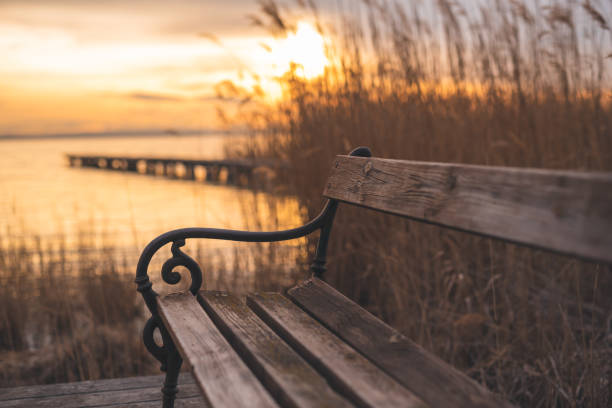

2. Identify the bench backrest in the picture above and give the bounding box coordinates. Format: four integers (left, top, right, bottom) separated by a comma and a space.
324, 155, 612, 264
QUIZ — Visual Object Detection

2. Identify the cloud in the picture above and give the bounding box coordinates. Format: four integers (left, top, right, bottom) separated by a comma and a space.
126, 92, 184, 102
0, 0, 262, 42
124, 91, 229, 103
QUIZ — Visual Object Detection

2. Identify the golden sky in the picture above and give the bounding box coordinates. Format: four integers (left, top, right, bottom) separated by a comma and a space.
0, 0, 330, 136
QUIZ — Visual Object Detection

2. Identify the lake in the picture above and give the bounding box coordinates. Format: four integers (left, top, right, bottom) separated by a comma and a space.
0, 134, 301, 267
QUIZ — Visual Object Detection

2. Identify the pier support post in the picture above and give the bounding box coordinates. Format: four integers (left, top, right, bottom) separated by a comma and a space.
126, 159, 138, 172
206, 165, 220, 182
226, 167, 237, 185
184, 164, 195, 180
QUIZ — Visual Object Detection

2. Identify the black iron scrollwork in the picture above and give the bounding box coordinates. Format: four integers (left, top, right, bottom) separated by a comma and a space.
142, 315, 182, 408
142, 316, 167, 370
161, 240, 202, 294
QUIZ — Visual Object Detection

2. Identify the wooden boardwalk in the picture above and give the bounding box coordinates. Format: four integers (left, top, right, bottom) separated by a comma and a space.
66, 154, 284, 187
0, 374, 205, 407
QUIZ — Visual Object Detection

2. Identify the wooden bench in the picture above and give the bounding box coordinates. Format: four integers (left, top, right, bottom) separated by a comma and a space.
135, 147, 612, 408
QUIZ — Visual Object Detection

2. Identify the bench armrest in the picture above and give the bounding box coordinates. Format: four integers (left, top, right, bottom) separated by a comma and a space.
135, 199, 338, 314
135, 146, 372, 315
134, 147, 371, 374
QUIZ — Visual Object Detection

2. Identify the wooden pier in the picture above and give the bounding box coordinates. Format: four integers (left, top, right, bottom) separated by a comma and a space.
0, 374, 203, 407
67, 154, 284, 188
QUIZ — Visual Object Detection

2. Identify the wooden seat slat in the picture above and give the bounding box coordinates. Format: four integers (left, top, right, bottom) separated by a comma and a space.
246, 293, 426, 408
324, 155, 612, 263
287, 278, 513, 408
157, 293, 278, 408
198, 290, 352, 408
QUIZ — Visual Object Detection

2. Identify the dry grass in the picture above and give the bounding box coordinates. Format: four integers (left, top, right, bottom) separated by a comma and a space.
0, 234, 155, 386
0, 192, 302, 387
223, 0, 612, 406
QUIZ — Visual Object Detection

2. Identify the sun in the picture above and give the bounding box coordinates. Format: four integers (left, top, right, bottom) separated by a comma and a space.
270, 21, 329, 79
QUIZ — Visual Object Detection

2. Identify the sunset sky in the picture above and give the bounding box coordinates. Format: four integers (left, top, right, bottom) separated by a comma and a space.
0, 0, 332, 136
3, 1, 609, 137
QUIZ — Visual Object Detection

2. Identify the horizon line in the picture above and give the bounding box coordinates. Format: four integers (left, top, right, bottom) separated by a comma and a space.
0, 127, 246, 141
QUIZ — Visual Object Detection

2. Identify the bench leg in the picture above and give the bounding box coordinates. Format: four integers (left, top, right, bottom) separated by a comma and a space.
136, 241, 202, 407
162, 347, 183, 408
142, 316, 184, 408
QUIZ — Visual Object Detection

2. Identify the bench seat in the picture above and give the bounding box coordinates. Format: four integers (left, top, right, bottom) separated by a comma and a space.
156, 278, 510, 408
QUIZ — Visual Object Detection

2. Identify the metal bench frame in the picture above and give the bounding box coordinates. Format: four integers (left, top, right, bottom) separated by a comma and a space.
135, 147, 371, 407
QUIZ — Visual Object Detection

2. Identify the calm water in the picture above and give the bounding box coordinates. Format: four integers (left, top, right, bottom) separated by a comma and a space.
0, 134, 301, 258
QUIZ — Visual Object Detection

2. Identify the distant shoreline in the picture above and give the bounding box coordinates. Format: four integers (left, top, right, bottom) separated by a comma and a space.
0, 128, 246, 141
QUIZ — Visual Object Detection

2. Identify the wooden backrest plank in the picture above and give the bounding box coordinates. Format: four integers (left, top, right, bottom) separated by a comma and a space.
198, 291, 352, 408
324, 155, 612, 263
157, 293, 278, 408
287, 278, 514, 408
246, 293, 426, 408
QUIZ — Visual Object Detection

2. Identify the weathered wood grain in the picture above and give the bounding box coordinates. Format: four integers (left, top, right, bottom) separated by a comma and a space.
157, 292, 278, 408
324, 155, 612, 263
247, 293, 426, 408
111, 396, 206, 408
108, 396, 205, 408
0, 378, 202, 408
287, 278, 514, 408
199, 291, 351, 408
0, 375, 186, 401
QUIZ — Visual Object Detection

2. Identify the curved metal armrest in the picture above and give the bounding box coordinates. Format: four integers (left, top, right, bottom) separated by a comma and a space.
134, 199, 338, 315
133, 198, 338, 387
134, 146, 372, 316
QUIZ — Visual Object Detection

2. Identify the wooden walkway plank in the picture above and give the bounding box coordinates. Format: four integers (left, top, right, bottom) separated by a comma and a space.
157, 292, 278, 408
246, 293, 426, 408
287, 278, 514, 408
0, 381, 202, 408
104, 396, 205, 407
324, 155, 612, 263
0, 375, 185, 401
199, 291, 352, 408
105, 396, 205, 407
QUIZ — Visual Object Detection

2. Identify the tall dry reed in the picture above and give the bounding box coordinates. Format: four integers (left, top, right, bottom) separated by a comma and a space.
0, 232, 155, 386
224, 0, 612, 406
